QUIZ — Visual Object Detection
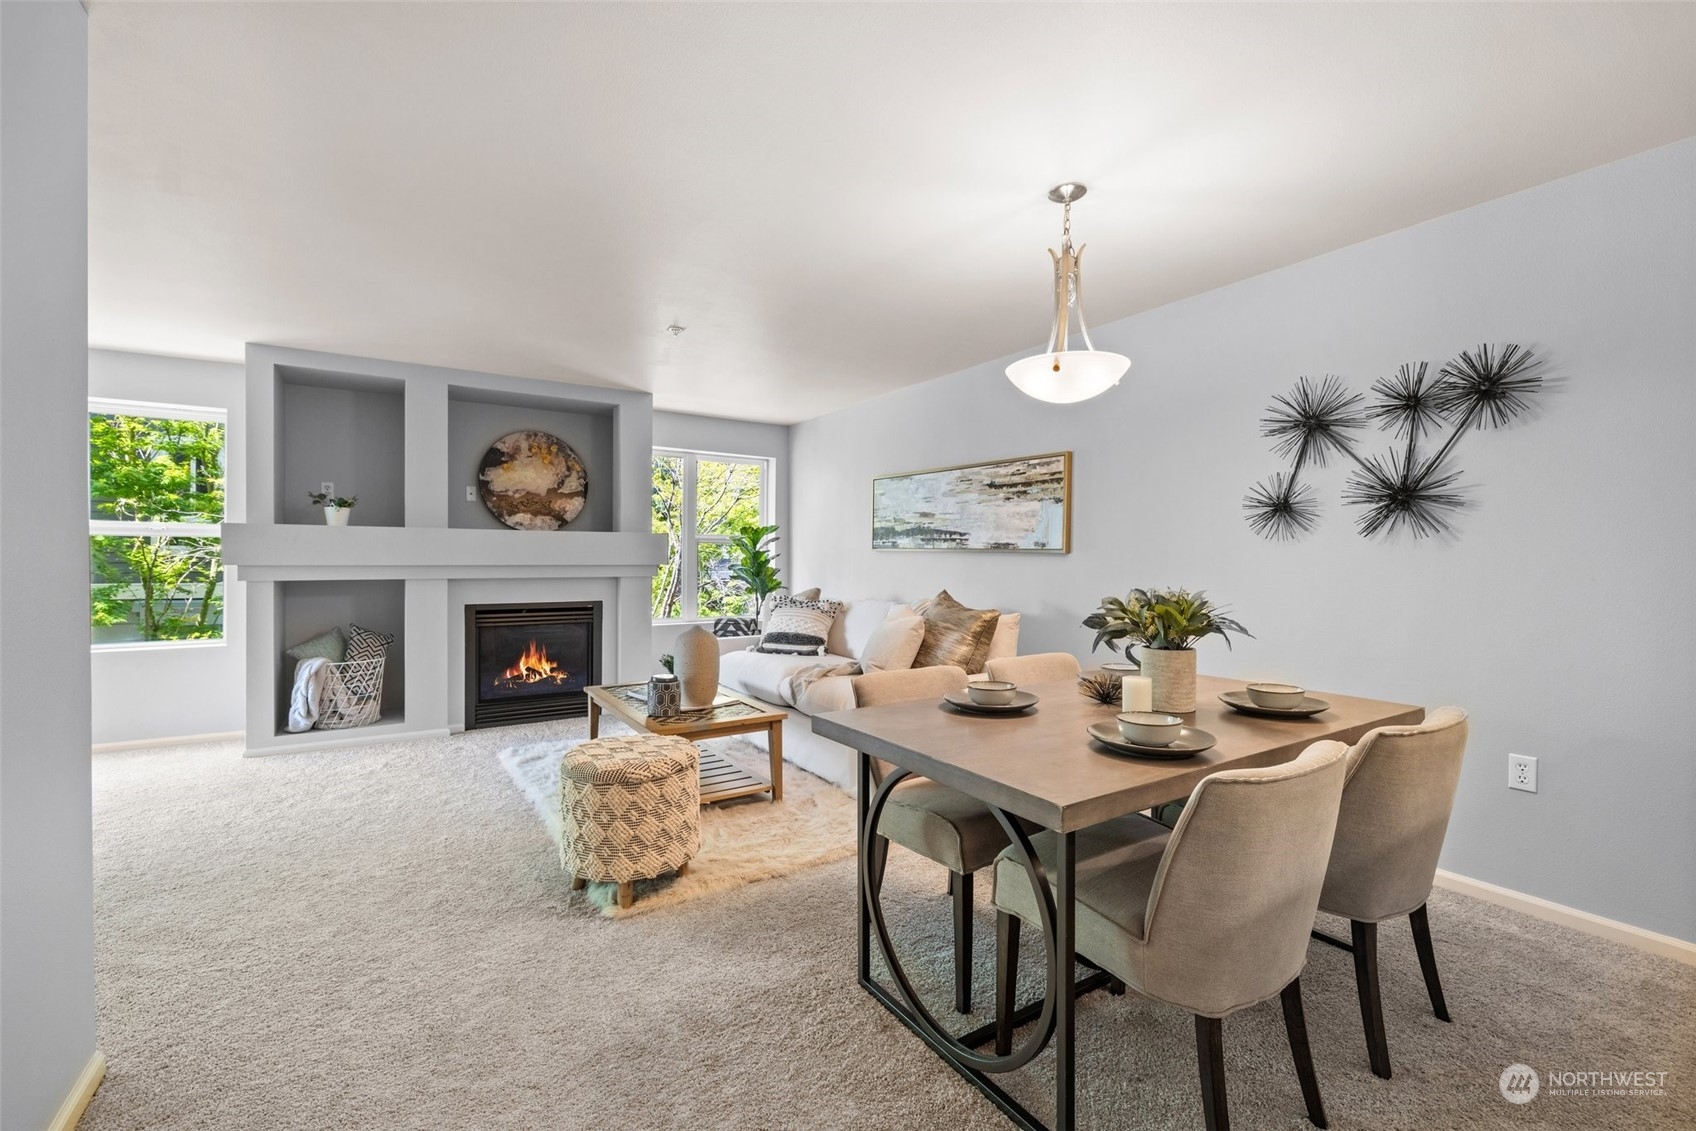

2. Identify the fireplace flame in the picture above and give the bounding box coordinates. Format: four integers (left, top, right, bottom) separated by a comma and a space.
500, 639, 570, 686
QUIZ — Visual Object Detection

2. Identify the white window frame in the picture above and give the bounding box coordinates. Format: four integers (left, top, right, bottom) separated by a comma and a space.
88, 397, 228, 651
652, 447, 772, 624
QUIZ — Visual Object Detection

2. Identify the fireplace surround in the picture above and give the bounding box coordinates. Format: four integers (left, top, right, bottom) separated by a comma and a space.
465, 601, 602, 729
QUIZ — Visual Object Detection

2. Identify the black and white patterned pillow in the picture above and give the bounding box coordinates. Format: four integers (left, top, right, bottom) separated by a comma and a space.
753, 597, 842, 655
712, 616, 760, 638
342, 623, 394, 698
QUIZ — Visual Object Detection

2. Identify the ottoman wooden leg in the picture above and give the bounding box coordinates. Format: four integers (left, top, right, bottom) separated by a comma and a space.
570, 875, 587, 891
617, 881, 634, 909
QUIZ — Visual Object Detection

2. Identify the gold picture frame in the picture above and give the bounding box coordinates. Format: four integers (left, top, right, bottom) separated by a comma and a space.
871, 451, 1072, 553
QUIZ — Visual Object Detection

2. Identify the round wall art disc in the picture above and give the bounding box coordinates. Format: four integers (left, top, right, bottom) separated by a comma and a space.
478, 431, 589, 530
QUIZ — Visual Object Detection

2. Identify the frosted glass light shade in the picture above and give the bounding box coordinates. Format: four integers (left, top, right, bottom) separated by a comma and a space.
1005, 350, 1131, 404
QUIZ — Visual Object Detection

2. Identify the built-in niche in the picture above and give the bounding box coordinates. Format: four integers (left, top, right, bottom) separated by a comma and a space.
274, 579, 405, 734
446, 385, 615, 532
276, 366, 406, 527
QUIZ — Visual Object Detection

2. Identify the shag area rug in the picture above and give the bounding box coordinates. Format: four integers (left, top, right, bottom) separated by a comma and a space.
497, 726, 855, 916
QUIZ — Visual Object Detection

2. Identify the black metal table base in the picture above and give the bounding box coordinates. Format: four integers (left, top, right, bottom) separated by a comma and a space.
857, 751, 1087, 1131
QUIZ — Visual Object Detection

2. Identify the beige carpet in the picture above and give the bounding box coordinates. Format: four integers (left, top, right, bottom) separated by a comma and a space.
497, 726, 854, 917
85, 722, 1695, 1129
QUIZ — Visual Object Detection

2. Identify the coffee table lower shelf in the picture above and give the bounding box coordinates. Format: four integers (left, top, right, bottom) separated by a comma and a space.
698, 746, 776, 804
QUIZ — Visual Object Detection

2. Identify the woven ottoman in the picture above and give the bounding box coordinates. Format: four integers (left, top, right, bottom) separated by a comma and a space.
559, 734, 701, 909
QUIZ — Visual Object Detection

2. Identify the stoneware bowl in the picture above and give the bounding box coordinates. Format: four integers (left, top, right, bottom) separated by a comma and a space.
1246, 683, 1307, 710
1117, 711, 1184, 746
968, 681, 1019, 706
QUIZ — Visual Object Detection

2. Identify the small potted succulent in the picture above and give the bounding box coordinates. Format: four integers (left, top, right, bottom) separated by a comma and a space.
1083, 588, 1250, 712
307, 491, 359, 526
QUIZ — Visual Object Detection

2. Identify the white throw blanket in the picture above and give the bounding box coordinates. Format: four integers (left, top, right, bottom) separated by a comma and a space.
287, 657, 333, 732
782, 659, 861, 706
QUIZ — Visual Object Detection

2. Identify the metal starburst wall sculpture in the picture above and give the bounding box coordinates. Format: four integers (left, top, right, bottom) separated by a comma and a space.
1244, 344, 1543, 540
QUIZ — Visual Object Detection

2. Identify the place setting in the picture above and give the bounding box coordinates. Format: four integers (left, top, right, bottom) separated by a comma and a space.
942, 680, 1039, 716
1088, 710, 1216, 760
1218, 681, 1332, 719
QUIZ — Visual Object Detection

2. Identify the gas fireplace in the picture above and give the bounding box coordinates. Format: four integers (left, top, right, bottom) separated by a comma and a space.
465, 601, 601, 729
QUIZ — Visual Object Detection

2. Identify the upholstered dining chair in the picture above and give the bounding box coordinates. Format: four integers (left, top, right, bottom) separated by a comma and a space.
855, 664, 1014, 1014
1315, 707, 1469, 1079
983, 651, 1082, 685
993, 741, 1350, 1131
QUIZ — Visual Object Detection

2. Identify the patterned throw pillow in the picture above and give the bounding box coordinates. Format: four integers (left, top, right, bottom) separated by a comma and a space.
753, 596, 842, 656
342, 623, 394, 699
711, 616, 760, 638
911, 590, 1001, 675
285, 626, 346, 664
758, 587, 821, 632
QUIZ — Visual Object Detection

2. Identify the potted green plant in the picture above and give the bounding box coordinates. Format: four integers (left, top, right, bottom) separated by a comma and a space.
307, 491, 359, 526
726, 521, 782, 617
1083, 588, 1250, 712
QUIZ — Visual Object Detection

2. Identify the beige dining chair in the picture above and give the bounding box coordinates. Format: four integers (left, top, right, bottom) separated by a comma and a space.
856, 664, 1012, 1014
993, 741, 1349, 1131
983, 651, 1081, 685
1315, 707, 1468, 1079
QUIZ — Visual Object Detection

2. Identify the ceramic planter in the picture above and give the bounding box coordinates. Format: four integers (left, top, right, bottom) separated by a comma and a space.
324, 506, 351, 526
1140, 648, 1197, 713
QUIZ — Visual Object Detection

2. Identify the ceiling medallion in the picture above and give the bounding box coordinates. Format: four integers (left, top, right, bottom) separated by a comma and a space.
1005, 183, 1131, 404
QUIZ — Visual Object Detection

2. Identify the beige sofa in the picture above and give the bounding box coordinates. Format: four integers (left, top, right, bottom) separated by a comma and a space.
716, 598, 1020, 791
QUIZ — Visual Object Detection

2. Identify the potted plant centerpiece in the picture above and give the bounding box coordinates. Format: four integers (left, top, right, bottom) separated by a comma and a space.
1083, 588, 1250, 713
308, 491, 359, 526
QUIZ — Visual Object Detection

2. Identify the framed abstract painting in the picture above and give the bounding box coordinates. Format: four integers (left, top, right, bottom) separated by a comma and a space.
872, 451, 1071, 552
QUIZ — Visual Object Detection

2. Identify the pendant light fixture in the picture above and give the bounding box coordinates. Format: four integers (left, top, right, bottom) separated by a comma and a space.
1005, 183, 1130, 403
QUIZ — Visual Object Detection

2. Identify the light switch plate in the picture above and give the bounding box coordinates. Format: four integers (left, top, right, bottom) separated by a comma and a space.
320, 481, 334, 496
465, 485, 476, 501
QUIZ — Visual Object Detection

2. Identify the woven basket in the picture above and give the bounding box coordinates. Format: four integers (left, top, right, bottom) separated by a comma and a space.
313, 656, 386, 730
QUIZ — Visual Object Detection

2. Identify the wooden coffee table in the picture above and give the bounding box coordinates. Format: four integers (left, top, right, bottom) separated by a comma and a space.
585, 683, 786, 804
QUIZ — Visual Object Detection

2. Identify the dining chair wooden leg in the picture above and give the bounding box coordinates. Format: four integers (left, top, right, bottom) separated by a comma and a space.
1350, 919, 1392, 1079
1409, 904, 1451, 1022
994, 909, 1019, 1055
952, 870, 973, 1014
1280, 977, 1328, 1129
1194, 1014, 1230, 1131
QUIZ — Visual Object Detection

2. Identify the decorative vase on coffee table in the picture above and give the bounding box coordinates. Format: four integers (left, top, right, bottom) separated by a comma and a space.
674, 625, 720, 709
1140, 648, 1197, 713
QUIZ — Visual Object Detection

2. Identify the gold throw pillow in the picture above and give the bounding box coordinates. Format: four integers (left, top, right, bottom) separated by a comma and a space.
912, 590, 1000, 675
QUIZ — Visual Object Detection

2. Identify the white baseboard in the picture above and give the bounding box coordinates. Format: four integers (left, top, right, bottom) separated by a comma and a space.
92, 730, 242, 753
49, 1050, 106, 1131
1434, 868, 1696, 967
242, 727, 452, 757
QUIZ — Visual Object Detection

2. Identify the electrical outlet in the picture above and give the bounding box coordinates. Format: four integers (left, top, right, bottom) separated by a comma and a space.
1509, 753, 1537, 793
320, 481, 335, 496
465, 485, 476, 502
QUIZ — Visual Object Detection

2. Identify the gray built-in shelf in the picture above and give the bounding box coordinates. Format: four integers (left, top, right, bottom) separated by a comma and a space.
235, 345, 667, 756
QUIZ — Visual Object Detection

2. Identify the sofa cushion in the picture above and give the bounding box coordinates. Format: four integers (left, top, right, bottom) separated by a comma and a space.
721, 647, 854, 706
828, 600, 914, 659
859, 614, 925, 673
986, 612, 1021, 661
912, 590, 1000, 675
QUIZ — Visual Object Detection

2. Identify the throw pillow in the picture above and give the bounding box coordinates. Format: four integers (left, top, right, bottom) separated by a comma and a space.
754, 598, 842, 656
858, 614, 925, 674
285, 626, 346, 664
986, 612, 1022, 661
712, 616, 760, 638
912, 590, 1000, 675
759, 587, 820, 631
342, 623, 395, 699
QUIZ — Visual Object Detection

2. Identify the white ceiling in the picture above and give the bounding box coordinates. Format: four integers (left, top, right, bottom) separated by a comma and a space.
89, 2, 1696, 424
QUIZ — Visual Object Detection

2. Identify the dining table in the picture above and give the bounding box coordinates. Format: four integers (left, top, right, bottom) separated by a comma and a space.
812, 673, 1423, 1131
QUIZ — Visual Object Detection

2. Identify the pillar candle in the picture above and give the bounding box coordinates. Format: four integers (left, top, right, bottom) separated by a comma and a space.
1122, 674, 1154, 713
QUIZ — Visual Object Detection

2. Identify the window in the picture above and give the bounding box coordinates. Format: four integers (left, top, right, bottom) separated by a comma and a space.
651, 449, 770, 622
89, 398, 227, 646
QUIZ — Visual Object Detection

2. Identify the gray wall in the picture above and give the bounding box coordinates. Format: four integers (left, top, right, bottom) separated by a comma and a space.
278, 382, 406, 526
89, 349, 247, 744
791, 139, 1696, 942
448, 400, 614, 531
1, 2, 100, 1125
651, 411, 791, 667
